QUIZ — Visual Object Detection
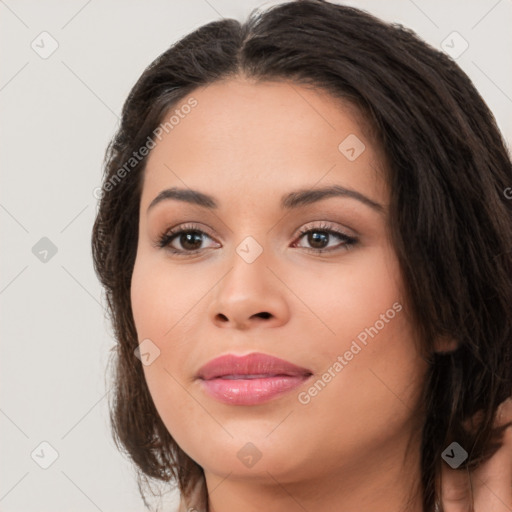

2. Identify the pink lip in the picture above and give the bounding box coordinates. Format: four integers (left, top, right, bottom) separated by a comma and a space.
197, 352, 313, 405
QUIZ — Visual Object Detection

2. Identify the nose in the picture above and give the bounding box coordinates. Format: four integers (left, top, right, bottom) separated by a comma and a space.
208, 247, 290, 330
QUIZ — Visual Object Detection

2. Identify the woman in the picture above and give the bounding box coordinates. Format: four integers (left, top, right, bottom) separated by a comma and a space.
91, 1, 512, 510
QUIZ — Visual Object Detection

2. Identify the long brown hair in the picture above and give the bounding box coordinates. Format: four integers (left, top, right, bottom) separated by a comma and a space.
91, 1, 512, 509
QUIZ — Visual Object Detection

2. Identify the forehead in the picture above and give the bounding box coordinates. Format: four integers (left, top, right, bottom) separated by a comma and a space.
141, 78, 388, 213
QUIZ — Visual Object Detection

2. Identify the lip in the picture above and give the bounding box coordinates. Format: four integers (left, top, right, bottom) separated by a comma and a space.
197, 352, 313, 405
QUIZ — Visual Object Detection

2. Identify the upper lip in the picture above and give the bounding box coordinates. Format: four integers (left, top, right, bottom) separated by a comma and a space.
197, 352, 313, 380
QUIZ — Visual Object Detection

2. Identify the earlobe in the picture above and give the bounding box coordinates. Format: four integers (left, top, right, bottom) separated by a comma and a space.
433, 334, 459, 353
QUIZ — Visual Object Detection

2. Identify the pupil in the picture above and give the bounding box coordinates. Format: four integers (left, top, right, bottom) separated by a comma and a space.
181, 231, 202, 250
309, 231, 328, 248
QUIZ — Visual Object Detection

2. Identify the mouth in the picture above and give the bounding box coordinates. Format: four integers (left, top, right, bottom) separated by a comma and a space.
217, 373, 293, 379
196, 352, 313, 405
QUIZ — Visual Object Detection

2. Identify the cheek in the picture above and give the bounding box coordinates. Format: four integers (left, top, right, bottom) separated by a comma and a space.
294, 259, 425, 461
292, 244, 425, 435
294, 242, 404, 346
130, 254, 207, 339
131, 257, 208, 453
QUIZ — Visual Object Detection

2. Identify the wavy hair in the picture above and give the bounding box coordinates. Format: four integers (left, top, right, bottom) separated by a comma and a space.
91, 1, 512, 510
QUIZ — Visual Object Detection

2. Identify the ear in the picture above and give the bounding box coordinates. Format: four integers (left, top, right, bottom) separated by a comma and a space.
433, 334, 459, 353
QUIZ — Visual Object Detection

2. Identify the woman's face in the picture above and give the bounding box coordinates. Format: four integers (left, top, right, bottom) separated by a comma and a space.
131, 78, 428, 490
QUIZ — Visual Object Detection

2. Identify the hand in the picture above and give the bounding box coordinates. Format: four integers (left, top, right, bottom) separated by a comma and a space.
441, 397, 512, 511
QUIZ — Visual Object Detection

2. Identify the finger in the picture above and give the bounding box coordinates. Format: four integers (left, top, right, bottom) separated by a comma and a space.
442, 397, 512, 512
496, 397, 512, 428
473, 414, 512, 512
440, 464, 472, 512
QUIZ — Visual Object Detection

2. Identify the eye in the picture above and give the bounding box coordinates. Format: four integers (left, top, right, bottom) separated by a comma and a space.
154, 221, 358, 256
155, 223, 219, 255
293, 222, 358, 253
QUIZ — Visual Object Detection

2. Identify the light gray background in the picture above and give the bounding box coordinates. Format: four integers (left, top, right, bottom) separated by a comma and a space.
1, 1, 511, 511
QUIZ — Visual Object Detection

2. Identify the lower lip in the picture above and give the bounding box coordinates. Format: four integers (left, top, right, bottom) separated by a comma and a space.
199, 375, 311, 405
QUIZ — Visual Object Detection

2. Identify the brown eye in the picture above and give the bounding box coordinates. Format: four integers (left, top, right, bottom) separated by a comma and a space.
175, 231, 204, 251
294, 223, 358, 254
156, 223, 219, 255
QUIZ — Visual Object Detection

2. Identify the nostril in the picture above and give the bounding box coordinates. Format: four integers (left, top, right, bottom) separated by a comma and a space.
255, 312, 271, 319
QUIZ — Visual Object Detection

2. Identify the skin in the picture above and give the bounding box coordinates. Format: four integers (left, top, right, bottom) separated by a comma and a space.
130, 76, 479, 511
442, 397, 512, 512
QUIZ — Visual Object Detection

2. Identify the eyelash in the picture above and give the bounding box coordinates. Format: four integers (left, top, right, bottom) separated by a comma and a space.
155, 222, 358, 256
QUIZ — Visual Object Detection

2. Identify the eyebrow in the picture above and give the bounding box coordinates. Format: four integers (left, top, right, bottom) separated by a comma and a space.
147, 185, 384, 213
